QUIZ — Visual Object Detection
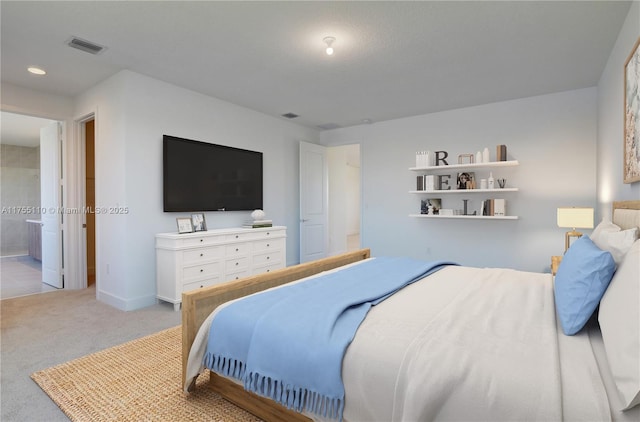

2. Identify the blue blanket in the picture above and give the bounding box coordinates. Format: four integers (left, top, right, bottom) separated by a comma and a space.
203, 257, 454, 420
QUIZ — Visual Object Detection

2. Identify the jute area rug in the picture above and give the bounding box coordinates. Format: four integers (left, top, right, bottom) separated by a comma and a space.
31, 326, 262, 421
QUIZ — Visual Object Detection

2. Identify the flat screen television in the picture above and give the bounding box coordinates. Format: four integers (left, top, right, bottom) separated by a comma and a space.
163, 135, 263, 212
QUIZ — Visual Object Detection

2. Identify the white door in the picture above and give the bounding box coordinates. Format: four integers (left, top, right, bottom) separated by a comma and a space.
40, 122, 63, 288
299, 141, 328, 263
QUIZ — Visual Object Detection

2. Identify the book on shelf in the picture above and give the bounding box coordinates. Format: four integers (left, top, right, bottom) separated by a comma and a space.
416, 175, 435, 191
481, 199, 494, 216
494, 199, 506, 216
481, 199, 506, 216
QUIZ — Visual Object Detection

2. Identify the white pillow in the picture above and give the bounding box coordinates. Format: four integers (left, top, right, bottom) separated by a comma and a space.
598, 239, 640, 410
592, 228, 638, 265
591, 219, 620, 244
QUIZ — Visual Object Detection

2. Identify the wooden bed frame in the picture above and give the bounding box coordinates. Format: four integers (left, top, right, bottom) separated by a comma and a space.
182, 248, 371, 422
181, 201, 640, 422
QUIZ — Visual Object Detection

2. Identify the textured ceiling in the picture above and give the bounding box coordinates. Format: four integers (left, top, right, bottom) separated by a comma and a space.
0, 1, 632, 131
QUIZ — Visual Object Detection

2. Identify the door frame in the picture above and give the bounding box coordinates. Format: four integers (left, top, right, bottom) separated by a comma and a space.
1, 108, 69, 285
66, 110, 97, 290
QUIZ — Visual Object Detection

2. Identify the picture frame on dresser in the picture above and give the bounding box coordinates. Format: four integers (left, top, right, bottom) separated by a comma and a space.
176, 217, 193, 234
624, 36, 640, 184
191, 213, 207, 232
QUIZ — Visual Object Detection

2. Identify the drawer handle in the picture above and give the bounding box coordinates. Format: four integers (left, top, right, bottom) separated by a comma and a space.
200, 285, 204, 288
200, 269, 204, 272
200, 239, 203, 243
267, 256, 270, 260
267, 243, 270, 247
267, 232, 270, 235
266, 269, 270, 272
235, 248, 239, 252
235, 262, 239, 266
200, 253, 204, 257
235, 235, 239, 239
235, 276, 239, 280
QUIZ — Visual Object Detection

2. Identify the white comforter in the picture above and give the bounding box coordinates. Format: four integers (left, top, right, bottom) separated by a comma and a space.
187, 263, 612, 421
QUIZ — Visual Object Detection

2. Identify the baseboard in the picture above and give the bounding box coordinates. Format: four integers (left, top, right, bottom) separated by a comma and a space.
97, 289, 157, 311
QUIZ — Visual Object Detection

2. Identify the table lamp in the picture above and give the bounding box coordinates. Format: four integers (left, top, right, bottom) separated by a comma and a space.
557, 207, 594, 252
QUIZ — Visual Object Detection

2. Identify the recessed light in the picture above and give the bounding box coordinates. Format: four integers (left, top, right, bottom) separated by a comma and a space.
27, 67, 46, 75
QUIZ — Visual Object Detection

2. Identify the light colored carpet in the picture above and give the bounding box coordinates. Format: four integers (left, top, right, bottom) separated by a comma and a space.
31, 326, 261, 422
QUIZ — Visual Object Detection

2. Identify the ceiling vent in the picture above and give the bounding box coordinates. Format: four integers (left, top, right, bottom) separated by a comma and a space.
281, 112, 299, 119
66, 36, 106, 55
316, 123, 341, 130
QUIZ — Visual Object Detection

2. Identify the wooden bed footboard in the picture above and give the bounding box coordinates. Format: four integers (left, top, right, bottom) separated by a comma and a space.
181, 248, 371, 392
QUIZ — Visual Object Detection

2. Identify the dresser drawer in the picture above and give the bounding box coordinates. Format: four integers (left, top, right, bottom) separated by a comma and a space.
224, 269, 251, 282
252, 251, 282, 267
252, 229, 282, 240
182, 261, 222, 281
226, 242, 251, 257
182, 246, 223, 264
178, 235, 224, 247
225, 232, 253, 242
225, 256, 249, 272
252, 238, 284, 253
182, 276, 222, 292
252, 262, 284, 276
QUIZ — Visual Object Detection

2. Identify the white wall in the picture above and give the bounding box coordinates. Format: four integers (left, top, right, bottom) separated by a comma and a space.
322, 88, 598, 272
74, 70, 319, 310
597, 1, 640, 218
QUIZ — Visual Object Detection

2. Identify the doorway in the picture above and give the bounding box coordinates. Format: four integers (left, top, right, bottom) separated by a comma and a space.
0, 111, 61, 298
84, 119, 96, 286
299, 141, 361, 263
328, 144, 361, 255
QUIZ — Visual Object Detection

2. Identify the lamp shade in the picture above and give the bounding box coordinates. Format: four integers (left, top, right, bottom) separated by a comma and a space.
557, 207, 594, 229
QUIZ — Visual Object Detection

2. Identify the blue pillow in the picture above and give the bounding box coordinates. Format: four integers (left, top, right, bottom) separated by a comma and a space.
554, 235, 616, 335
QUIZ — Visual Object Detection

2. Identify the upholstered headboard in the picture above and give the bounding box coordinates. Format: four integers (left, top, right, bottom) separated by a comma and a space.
612, 201, 640, 231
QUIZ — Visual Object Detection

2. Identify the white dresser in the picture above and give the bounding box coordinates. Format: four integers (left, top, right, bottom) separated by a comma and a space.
156, 226, 286, 310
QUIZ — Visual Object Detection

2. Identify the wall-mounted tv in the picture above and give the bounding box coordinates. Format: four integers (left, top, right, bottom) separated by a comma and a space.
163, 135, 263, 212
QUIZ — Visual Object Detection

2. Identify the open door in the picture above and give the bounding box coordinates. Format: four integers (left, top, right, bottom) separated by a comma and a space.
85, 119, 96, 286
299, 141, 328, 263
40, 122, 63, 288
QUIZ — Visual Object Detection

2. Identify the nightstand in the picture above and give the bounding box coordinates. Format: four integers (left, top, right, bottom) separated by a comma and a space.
551, 255, 563, 275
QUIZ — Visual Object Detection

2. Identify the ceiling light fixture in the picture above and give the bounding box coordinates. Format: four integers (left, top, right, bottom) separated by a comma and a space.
27, 67, 46, 75
323, 36, 335, 56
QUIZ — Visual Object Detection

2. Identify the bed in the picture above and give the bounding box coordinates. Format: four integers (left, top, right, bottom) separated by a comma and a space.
182, 200, 640, 422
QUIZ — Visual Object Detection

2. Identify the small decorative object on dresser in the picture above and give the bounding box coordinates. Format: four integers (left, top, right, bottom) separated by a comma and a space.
245, 209, 272, 228
251, 209, 266, 220
176, 217, 193, 234
191, 213, 207, 232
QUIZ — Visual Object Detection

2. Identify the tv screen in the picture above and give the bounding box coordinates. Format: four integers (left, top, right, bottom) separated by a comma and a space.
163, 135, 263, 212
